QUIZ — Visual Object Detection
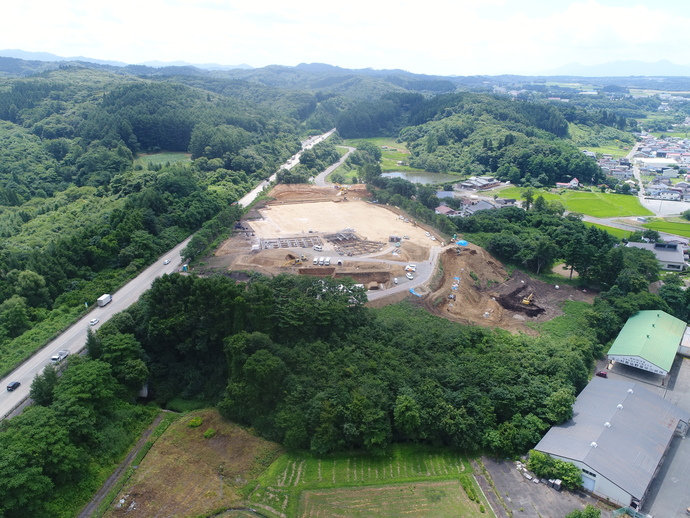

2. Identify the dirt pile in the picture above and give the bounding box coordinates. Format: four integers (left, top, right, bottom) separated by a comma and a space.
423, 245, 595, 334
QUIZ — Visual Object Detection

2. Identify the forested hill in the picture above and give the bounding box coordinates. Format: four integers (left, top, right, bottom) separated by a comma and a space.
338, 92, 605, 185
0, 67, 303, 370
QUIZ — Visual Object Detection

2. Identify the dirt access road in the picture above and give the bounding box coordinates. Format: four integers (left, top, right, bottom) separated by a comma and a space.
206, 184, 593, 334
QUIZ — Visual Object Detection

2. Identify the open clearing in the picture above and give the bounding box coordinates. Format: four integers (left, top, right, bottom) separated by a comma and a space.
202, 184, 594, 335
299, 480, 483, 517
421, 245, 595, 334
104, 409, 283, 518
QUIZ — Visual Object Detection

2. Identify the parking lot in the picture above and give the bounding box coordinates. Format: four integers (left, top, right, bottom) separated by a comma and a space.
483, 356, 690, 518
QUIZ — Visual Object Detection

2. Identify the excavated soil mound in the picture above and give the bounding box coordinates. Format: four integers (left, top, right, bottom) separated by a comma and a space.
423, 245, 596, 334
268, 184, 370, 204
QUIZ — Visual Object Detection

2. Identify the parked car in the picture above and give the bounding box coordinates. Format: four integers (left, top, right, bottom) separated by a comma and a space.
7, 381, 20, 391
89, 318, 99, 326
406, 272, 414, 280
163, 259, 171, 265
405, 264, 417, 272
393, 277, 398, 284
596, 371, 608, 378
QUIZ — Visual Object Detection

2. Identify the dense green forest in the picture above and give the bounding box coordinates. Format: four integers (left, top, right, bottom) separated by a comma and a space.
1, 57, 687, 516
0, 67, 305, 372
335, 92, 607, 185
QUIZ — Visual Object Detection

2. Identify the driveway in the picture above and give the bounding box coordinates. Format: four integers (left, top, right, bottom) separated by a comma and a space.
482, 457, 613, 518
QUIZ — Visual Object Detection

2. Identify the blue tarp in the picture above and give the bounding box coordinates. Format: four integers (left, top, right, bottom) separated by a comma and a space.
409, 288, 422, 297
456, 240, 468, 246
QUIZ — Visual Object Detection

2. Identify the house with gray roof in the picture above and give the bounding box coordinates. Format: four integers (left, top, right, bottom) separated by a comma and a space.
626, 241, 686, 271
535, 378, 690, 509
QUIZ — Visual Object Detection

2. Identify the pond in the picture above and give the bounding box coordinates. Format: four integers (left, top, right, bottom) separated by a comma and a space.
381, 171, 460, 185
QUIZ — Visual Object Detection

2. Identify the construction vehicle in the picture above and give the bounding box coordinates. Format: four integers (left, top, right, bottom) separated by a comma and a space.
522, 293, 534, 305
301, 254, 307, 261
282, 258, 301, 267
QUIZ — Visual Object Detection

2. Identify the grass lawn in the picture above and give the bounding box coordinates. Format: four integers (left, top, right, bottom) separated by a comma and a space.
499, 187, 653, 218
135, 151, 192, 167
248, 445, 488, 517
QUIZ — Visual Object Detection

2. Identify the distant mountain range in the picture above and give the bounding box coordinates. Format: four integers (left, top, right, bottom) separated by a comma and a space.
0, 49, 253, 71
542, 59, 690, 77
0, 49, 690, 80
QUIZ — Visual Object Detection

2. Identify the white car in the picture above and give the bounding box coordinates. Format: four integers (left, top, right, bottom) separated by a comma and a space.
393, 277, 398, 284
406, 272, 414, 280
163, 259, 171, 265
405, 265, 417, 272
89, 318, 99, 326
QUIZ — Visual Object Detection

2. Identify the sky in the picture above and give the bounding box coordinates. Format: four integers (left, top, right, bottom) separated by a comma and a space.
3, 0, 690, 76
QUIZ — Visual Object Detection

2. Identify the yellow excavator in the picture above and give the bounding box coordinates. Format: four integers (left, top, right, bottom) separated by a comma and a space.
522, 293, 534, 305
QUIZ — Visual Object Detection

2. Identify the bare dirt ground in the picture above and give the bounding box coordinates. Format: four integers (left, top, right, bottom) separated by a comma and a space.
204, 185, 438, 286
105, 409, 283, 518
422, 245, 596, 335
202, 184, 595, 335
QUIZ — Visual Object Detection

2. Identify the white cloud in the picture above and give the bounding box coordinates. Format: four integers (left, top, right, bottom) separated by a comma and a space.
2, 0, 690, 75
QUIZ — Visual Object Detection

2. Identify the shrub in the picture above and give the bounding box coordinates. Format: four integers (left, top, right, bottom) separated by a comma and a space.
188, 417, 203, 428
203, 428, 217, 439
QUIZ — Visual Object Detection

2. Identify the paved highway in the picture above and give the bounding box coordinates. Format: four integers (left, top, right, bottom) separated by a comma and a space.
0, 237, 192, 419
0, 129, 338, 420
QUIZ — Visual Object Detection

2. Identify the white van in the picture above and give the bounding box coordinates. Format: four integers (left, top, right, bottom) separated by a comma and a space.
318, 257, 325, 265
313, 245, 323, 252
324, 257, 331, 266
313, 257, 319, 265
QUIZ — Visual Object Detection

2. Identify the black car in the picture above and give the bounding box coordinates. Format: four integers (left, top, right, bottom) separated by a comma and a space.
6, 381, 20, 391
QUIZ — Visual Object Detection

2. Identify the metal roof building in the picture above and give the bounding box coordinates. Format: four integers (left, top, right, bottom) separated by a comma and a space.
535, 378, 689, 509
625, 242, 686, 271
607, 310, 686, 376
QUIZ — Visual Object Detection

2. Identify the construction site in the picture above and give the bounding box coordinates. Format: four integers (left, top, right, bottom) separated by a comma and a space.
204, 184, 595, 334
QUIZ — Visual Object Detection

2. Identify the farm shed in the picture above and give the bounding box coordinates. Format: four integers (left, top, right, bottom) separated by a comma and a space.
607, 310, 686, 376
535, 378, 689, 510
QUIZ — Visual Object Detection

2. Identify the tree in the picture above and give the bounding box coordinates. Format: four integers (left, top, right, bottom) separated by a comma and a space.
566, 505, 601, 518
544, 388, 575, 424
521, 187, 535, 210
30, 364, 59, 406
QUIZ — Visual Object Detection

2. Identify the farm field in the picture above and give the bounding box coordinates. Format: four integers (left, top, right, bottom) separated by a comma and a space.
103, 409, 283, 518
642, 220, 690, 238
246, 445, 489, 517
499, 187, 653, 217
584, 222, 633, 240
299, 480, 481, 517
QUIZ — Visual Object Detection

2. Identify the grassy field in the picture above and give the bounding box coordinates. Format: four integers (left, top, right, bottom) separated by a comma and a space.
103, 409, 284, 518
299, 480, 481, 517
135, 151, 192, 167
246, 445, 487, 517
499, 187, 653, 217
584, 222, 634, 240
104, 409, 491, 518
344, 137, 423, 172
642, 220, 690, 238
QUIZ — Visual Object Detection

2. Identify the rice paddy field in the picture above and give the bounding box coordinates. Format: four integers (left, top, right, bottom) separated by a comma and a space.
642, 220, 690, 238
245, 445, 490, 517
498, 187, 653, 218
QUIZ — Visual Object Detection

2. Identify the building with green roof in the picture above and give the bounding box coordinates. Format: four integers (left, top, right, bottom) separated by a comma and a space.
607, 310, 687, 376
